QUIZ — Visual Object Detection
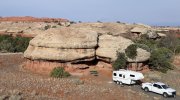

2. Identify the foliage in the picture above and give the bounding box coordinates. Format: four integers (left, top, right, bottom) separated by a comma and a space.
149, 48, 173, 73
0, 35, 31, 53
52, 26, 57, 28
158, 34, 180, 54
112, 52, 127, 70
132, 33, 178, 73
90, 70, 98, 76
44, 25, 51, 30
70, 21, 76, 24
125, 44, 137, 59
136, 43, 151, 52
50, 67, 70, 78
116, 21, 121, 23
134, 38, 158, 52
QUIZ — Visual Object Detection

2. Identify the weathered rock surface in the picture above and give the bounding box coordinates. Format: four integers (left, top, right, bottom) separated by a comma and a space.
130, 27, 148, 34
24, 27, 98, 62
127, 48, 151, 62
29, 28, 98, 48
0, 16, 70, 38
96, 35, 150, 62
23, 22, 152, 75
96, 34, 133, 62
24, 23, 151, 63
70, 22, 133, 36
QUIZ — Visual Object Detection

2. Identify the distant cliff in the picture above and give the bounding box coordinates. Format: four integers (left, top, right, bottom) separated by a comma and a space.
0, 16, 69, 23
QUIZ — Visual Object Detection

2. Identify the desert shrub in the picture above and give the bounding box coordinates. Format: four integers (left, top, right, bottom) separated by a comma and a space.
158, 34, 180, 54
50, 67, 70, 78
90, 70, 98, 76
44, 25, 51, 30
70, 21, 76, 24
0, 35, 31, 53
133, 32, 178, 73
0, 40, 14, 52
149, 48, 173, 73
113, 52, 127, 70
136, 43, 151, 52
52, 26, 56, 28
134, 38, 158, 51
116, 21, 121, 23
125, 44, 137, 59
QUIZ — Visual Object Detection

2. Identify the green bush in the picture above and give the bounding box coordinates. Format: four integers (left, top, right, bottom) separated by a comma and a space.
125, 44, 137, 59
44, 25, 51, 30
134, 38, 158, 51
50, 67, 70, 78
113, 52, 127, 70
149, 48, 173, 73
0, 35, 31, 53
52, 26, 57, 28
158, 34, 180, 54
132, 33, 179, 73
136, 43, 151, 52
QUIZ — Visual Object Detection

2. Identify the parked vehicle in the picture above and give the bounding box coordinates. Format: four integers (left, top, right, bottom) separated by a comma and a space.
112, 69, 144, 85
142, 82, 176, 97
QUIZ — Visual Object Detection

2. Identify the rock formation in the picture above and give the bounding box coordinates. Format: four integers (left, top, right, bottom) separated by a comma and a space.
24, 22, 151, 75
70, 22, 133, 36
24, 27, 98, 62
0, 16, 70, 38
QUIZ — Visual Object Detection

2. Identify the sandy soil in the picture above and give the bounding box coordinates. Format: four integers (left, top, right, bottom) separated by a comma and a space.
0, 53, 179, 100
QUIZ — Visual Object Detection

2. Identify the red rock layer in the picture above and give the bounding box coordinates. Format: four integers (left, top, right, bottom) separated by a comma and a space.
23, 59, 94, 76
0, 16, 69, 22
23, 59, 113, 76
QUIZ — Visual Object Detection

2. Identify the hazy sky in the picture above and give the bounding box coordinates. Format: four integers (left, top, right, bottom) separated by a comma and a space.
1, 0, 180, 26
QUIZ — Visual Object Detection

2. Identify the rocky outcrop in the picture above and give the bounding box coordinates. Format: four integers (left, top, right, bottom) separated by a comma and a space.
96, 35, 133, 62
0, 16, 70, 38
23, 22, 152, 75
70, 22, 133, 36
127, 48, 150, 62
24, 27, 98, 62
24, 23, 151, 63
130, 27, 148, 34
96, 34, 150, 62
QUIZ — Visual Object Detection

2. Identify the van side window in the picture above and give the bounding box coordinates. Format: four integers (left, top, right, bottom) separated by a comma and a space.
123, 75, 125, 78
113, 73, 117, 76
130, 74, 135, 77
119, 74, 122, 77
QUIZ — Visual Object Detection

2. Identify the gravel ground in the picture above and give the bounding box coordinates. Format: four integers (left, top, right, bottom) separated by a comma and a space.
0, 53, 179, 100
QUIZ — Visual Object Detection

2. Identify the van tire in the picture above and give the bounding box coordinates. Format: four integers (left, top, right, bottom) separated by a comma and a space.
144, 87, 149, 92
163, 92, 168, 98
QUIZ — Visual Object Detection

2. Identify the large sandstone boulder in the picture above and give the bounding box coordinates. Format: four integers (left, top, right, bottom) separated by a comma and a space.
96, 35, 133, 62
130, 27, 148, 34
24, 27, 98, 62
96, 35, 150, 62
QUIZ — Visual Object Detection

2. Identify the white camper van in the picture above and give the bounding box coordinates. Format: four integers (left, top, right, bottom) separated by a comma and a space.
113, 69, 144, 85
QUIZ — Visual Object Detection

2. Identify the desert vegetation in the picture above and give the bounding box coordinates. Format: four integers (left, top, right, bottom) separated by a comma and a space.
0, 35, 31, 53
50, 67, 71, 78
113, 32, 180, 73
112, 52, 127, 70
